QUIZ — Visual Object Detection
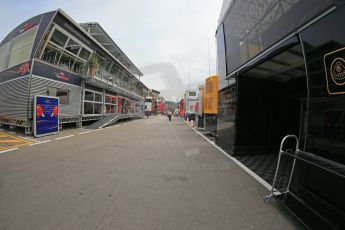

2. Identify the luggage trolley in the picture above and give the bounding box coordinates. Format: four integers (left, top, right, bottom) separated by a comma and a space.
264, 135, 345, 204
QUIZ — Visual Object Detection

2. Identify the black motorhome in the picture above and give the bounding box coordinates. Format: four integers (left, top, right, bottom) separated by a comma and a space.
216, 0, 345, 228
0, 9, 148, 133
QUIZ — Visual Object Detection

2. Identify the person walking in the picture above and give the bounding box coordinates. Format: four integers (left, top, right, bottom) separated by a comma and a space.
167, 111, 172, 122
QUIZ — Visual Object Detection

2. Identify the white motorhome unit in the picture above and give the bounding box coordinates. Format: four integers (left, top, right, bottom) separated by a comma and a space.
183, 90, 198, 120
144, 96, 153, 115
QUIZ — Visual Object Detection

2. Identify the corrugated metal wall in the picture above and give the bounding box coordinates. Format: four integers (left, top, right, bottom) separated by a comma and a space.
29, 76, 81, 118
0, 76, 30, 120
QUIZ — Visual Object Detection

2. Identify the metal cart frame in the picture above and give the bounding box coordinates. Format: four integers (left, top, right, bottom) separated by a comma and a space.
264, 135, 345, 204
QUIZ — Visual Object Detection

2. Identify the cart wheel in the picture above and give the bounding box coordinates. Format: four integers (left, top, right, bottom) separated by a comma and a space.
264, 195, 272, 204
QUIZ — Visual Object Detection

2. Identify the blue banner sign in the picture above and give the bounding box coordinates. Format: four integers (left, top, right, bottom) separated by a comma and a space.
34, 95, 59, 137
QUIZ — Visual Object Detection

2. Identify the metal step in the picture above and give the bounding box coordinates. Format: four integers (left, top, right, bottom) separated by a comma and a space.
86, 113, 143, 129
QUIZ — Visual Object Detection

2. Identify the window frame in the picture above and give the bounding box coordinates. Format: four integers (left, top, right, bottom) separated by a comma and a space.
105, 94, 117, 114
39, 24, 93, 74
46, 86, 70, 105
83, 89, 103, 115
0, 26, 38, 72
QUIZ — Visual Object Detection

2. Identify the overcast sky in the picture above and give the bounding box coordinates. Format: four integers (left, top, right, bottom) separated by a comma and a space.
0, 0, 223, 101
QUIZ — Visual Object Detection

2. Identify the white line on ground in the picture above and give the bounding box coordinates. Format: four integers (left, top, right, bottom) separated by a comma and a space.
29, 142, 41, 146
29, 140, 51, 146
16, 136, 33, 140
22, 140, 51, 146
93, 129, 102, 132
0, 148, 19, 154
11, 135, 40, 143
55, 135, 74, 140
40, 140, 52, 143
115, 125, 120, 127
78, 131, 92, 135
183, 118, 275, 193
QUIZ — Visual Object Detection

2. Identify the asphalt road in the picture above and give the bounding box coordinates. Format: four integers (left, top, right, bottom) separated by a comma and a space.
0, 116, 303, 230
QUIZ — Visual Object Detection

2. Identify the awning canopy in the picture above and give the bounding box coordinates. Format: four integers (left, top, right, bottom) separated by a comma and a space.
80, 22, 143, 77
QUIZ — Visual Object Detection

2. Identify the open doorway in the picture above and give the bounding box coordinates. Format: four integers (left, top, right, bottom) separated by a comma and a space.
236, 44, 308, 155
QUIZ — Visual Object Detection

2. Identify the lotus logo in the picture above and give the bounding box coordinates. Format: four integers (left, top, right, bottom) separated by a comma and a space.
330, 58, 345, 85
324, 47, 345, 94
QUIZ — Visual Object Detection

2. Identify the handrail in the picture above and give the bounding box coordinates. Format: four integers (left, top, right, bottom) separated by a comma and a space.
265, 135, 299, 204
83, 76, 144, 100
86, 112, 144, 129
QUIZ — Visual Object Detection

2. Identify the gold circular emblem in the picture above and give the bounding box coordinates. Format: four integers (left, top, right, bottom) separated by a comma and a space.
330, 57, 345, 85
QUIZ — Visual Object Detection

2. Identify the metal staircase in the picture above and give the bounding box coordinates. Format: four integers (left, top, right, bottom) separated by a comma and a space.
86, 113, 143, 129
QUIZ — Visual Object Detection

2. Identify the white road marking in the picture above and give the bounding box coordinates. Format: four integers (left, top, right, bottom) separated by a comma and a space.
40, 140, 52, 143
183, 118, 275, 193
17, 136, 34, 140
29, 140, 51, 146
78, 131, 92, 135
0, 148, 19, 154
93, 129, 102, 132
55, 135, 74, 140
115, 125, 120, 127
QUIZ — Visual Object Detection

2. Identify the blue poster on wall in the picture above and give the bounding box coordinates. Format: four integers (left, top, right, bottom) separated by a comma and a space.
34, 95, 59, 137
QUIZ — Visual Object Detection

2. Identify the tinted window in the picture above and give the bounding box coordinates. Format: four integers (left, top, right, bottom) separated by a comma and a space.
50, 29, 68, 47
94, 93, 103, 102
0, 27, 37, 71
237, 44, 307, 150
301, 5, 345, 164
216, 24, 227, 90
56, 89, 69, 104
216, 83, 237, 152
58, 51, 75, 70
42, 44, 63, 65
84, 102, 93, 114
84, 91, 93, 101
79, 47, 91, 60
222, 0, 333, 74
65, 38, 81, 55
46, 87, 69, 104
94, 103, 102, 114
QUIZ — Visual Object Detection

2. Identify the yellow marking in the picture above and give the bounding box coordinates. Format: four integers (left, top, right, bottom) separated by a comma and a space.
0, 132, 33, 152
0, 140, 23, 143
0, 132, 32, 144
0, 143, 32, 151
